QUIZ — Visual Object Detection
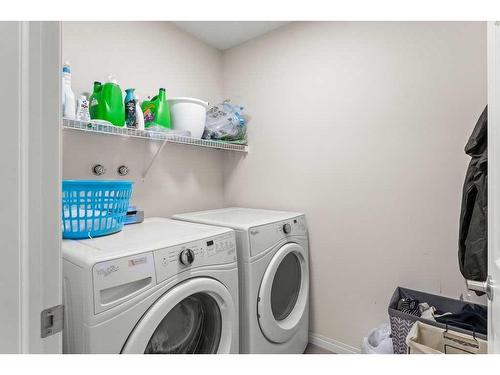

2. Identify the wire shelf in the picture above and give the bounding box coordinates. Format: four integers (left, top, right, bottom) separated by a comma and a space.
62, 118, 248, 153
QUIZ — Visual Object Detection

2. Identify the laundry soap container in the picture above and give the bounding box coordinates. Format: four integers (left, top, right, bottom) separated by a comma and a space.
168, 97, 209, 139
142, 88, 171, 129
89, 75, 125, 126
88, 81, 102, 119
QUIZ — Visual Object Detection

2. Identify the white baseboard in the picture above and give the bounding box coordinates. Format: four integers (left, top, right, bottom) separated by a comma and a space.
309, 332, 361, 354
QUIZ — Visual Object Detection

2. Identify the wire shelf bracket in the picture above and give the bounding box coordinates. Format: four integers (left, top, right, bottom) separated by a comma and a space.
141, 139, 168, 180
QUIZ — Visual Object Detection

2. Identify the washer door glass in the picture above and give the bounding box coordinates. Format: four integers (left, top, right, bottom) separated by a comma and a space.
271, 253, 301, 321
144, 292, 221, 354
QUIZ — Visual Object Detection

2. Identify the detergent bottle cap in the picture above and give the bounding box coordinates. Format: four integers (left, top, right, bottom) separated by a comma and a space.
63, 61, 71, 73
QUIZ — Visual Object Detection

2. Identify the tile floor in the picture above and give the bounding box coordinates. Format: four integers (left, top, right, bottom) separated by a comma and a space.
304, 344, 334, 354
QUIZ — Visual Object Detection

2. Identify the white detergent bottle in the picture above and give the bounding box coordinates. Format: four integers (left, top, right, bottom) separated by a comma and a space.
135, 95, 145, 130
62, 61, 76, 119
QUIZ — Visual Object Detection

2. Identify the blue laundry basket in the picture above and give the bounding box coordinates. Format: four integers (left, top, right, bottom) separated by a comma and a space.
62, 180, 133, 239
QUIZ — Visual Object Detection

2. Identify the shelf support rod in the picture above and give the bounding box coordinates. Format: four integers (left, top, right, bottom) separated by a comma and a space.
142, 139, 168, 180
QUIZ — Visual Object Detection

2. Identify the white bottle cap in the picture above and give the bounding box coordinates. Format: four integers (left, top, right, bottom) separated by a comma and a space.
107, 74, 118, 84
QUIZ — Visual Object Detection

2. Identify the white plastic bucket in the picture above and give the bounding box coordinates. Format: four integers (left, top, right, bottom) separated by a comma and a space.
168, 97, 209, 139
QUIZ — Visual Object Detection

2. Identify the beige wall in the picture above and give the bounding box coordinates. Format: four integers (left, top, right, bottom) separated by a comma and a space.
222, 22, 487, 349
62, 22, 226, 216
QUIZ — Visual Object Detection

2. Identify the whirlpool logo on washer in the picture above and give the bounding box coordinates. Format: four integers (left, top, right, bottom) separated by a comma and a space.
96, 264, 120, 277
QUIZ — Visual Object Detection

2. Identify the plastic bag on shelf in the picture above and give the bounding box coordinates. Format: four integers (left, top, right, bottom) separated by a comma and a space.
361, 323, 393, 354
203, 100, 248, 143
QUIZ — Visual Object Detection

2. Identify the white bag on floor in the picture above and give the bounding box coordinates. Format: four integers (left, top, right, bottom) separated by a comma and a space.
361, 323, 393, 354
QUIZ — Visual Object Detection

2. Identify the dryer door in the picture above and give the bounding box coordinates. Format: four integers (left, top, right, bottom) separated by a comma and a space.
257, 242, 309, 343
122, 278, 235, 353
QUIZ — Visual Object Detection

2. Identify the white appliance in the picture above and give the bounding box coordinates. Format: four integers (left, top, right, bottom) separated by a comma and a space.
62, 217, 239, 354
173, 208, 309, 354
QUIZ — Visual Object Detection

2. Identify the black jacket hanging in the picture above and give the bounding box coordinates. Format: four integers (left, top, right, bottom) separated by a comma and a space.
458, 106, 487, 283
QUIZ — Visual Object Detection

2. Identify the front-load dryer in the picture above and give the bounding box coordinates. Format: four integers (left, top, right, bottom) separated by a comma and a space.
173, 208, 309, 354
62, 217, 239, 354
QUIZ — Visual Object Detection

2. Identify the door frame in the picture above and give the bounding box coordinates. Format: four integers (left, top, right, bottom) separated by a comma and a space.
488, 20, 500, 354
0, 21, 62, 353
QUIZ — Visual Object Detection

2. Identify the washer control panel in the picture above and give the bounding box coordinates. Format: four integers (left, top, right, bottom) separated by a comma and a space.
154, 231, 236, 284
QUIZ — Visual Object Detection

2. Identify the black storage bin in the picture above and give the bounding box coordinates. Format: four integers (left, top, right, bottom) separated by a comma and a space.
388, 287, 487, 354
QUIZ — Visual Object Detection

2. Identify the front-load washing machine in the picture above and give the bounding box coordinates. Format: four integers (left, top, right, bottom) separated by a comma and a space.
173, 208, 309, 354
62, 217, 239, 353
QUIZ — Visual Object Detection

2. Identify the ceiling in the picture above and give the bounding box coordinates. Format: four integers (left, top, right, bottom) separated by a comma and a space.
173, 21, 290, 50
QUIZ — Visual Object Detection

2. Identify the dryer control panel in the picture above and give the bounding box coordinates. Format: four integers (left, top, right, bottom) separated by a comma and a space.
249, 215, 308, 257
154, 232, 237, 284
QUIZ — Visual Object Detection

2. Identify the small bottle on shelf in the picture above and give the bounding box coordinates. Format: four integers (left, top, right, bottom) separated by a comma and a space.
62, 61, 76, 119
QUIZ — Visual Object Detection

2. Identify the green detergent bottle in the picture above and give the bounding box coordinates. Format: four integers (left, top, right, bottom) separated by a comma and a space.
88, 81, 102, 120
91, 75, 125, 126
141, 88, 171, 129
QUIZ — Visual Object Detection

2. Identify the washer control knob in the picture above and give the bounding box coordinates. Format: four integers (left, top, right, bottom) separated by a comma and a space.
179, 249, 195, 266
283, 223, 292, 234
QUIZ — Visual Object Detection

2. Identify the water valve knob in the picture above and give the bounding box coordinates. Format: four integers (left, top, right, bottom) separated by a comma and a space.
118, 165, 129, 176
92, 164, 106, 176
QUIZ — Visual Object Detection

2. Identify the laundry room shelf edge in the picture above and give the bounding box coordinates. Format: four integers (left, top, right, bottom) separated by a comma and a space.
62, 118, 248, 153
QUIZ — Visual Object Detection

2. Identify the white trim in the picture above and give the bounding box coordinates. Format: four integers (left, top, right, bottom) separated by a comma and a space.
488, 20, 500, 354
0, 20, 29, 354
28, 21, 63, 353
308, 332, 361, 354
19, 20, 31, 354
0, 21, 61, 354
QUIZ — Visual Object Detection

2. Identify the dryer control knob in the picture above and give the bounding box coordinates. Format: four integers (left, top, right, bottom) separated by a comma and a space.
179, 249, 195, 266
283, 223, 292, 234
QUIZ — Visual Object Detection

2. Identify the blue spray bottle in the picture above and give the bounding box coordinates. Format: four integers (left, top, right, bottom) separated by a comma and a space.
124, 88, 137, 128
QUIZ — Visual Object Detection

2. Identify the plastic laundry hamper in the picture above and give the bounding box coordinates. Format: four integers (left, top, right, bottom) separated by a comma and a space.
62, 180, 133, 239
388, 287, 487, 354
